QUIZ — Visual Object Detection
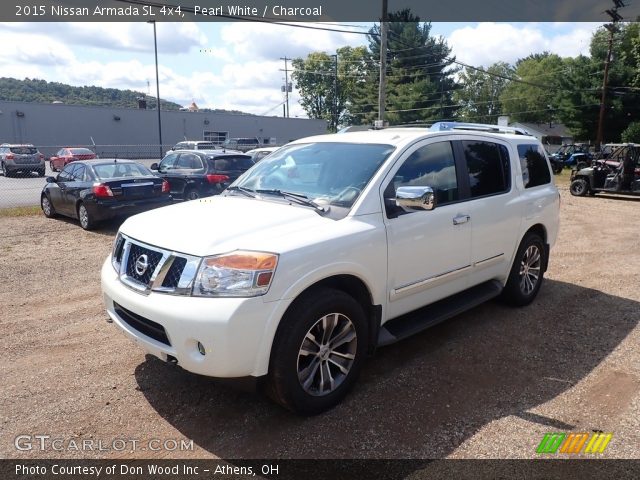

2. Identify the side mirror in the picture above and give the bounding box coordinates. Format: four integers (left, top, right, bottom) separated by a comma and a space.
45, 176, 56, 183
395, 186, 436, 211
150, 163, 159, 170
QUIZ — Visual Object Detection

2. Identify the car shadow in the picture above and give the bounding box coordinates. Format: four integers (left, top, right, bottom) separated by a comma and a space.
133, 279, 638, 463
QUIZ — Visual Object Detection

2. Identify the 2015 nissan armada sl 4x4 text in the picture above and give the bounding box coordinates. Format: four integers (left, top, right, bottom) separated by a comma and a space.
101, 123, 560, 414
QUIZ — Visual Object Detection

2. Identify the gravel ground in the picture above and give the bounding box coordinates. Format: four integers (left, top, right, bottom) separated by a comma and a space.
0, 183, 639, 461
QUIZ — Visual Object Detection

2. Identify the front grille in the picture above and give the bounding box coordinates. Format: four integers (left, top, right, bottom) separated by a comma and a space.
114, 302, 171, 346
162, 257, 187, 288
125, 243, 163, 286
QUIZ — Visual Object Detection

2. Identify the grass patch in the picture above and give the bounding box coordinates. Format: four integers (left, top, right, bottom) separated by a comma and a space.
0, 205, 41, 218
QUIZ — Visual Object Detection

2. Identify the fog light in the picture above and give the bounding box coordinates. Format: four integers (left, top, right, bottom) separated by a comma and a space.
197, 342, 206, 356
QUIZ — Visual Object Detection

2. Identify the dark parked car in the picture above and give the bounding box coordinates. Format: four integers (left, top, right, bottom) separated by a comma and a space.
50, 147, 97, 172
41, 159, 172, 230
0, 143, 45, 177
150, 150, 254, 200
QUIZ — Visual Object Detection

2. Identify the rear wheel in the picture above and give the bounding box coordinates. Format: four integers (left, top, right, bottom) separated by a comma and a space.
37, 168, 45, 177
184, 188, 200, 201
569, 178, 589, 196
41, 195, 56, 218
77, 202, 95, 230
501, 233, 545, 307
266, 287, 368, 415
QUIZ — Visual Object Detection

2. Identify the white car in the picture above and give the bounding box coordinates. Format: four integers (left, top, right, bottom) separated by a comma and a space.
245, 146, 280, 163
101, 123, 560, 414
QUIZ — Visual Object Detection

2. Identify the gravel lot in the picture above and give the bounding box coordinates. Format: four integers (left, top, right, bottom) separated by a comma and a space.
1, 182, 639, 461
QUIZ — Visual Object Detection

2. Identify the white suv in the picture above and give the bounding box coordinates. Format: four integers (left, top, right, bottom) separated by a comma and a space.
101, 123, 560, 414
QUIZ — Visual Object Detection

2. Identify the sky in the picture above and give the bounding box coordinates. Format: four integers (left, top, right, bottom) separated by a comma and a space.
0, 21, 604, 118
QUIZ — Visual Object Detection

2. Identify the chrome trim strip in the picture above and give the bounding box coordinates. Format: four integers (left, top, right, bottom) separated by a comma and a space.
473, 253, 504, 268
117, 234, 200, 296
391, 264, 472, 301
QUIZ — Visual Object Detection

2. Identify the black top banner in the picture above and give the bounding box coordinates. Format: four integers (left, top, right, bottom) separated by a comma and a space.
4, 0, 640, 22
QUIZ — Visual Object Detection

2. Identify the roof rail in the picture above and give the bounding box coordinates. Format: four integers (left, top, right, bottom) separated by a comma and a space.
429, 122, 532, 136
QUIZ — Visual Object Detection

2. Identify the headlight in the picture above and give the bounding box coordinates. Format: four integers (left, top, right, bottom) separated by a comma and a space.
193, 251, 278, 297
111, 233, 125, 272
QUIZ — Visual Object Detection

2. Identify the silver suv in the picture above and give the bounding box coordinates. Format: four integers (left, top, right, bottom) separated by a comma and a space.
0, 144, 45, 177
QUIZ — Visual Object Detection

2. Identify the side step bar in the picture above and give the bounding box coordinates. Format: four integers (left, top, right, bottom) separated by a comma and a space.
377, 280, 503, 346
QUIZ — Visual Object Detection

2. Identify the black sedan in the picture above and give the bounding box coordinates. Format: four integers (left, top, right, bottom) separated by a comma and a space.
150, 150, 254, 200
41, 159, 172, 230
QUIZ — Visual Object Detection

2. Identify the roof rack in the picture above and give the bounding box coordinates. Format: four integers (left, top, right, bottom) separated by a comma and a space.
429, 122, 532, 136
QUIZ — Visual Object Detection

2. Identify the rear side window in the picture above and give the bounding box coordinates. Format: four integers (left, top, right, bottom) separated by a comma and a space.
69, 148, 94, 155
462, 141, 510, 198
211, 156, 254, 171
176, 153, 203, 170
10, 147, 37, 155
518, 144, 551, 188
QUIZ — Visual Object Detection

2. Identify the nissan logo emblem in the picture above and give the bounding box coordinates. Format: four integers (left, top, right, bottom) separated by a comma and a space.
134, 254, 149, 276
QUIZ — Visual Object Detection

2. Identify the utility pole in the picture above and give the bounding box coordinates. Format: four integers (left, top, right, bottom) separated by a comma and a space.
377, 0, 388, 127
597, 0, 626, 147
280, 57, 291, 118
148, 20, 163, 160
332, 54, 338, 131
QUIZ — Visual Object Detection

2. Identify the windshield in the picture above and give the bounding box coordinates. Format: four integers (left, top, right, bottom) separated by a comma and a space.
232, 142, 395, 209
10, 147, 37, 155
69, 148, 94, 155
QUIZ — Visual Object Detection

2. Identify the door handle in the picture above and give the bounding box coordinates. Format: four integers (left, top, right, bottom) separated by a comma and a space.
453, 215, 470, 225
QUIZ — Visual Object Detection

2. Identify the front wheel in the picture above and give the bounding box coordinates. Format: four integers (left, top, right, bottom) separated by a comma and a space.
569, 178, 589, 197
266, 287, 368, 415
41, 195, 57, 218
501, 233, 545, 307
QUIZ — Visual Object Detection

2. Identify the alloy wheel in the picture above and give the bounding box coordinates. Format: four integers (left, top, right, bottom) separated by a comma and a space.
296, 313, 357, 397
519, 245, 541, 295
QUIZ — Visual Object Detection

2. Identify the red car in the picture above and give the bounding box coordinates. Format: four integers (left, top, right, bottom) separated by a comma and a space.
50, 147, 96, 172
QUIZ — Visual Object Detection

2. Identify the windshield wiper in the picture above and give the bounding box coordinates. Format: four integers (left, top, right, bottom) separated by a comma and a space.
255, 189, 327, 213
226, 186, 257, 198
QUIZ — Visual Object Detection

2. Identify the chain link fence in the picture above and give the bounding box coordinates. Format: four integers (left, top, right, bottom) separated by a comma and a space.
0, 145, 170, 209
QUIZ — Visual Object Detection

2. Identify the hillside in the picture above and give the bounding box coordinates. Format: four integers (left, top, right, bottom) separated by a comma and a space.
0, 77, 249, 115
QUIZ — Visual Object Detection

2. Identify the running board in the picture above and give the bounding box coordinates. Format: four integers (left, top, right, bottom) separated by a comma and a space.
377, 280, 503, 346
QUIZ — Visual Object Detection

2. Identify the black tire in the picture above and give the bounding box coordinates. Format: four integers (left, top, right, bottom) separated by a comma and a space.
41, 194, 57, 218
266, 287, 368, 415
77, 202, 96, 230
37, 168, 45, 177
3, 163, 13, 178
184, 188, 200, 201
50, 161, 57, 172
569, 178, 589, 197
501, 232, 546, 307
0, 161, 4, 176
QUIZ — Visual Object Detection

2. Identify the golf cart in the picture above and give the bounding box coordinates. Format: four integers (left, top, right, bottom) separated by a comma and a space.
570, 143, 640, 197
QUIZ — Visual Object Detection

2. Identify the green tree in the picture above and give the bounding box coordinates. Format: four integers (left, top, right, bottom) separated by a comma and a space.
499, 53, 564, 123
291, 46, 372, 131
453, 62, 512, 123
621, 121, 640, 142
362, 9, 458, 125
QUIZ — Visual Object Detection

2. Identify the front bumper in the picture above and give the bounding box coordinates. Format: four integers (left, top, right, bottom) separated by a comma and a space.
101, 258, 279, 378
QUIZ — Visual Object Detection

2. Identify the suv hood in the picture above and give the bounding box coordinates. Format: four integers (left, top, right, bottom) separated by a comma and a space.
120, 195, 335, 257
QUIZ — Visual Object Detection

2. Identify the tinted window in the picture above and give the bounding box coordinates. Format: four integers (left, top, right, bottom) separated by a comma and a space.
72, 165, 86, 181
159, 153, 179, 171
211, 156, 254, 171
94, 163, 152, 179
518, 144, 551, 188
462, 141, 510, 198
69, 148, 94, 155
195, 143, 216, 150
176, 153, 203, 169
58, 163, 75, 181
10, 147, 37, 155
392, 141, 458, 205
